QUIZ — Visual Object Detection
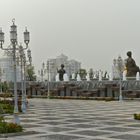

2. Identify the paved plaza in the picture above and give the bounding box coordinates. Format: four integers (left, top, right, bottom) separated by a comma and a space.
2, 99, 140, 140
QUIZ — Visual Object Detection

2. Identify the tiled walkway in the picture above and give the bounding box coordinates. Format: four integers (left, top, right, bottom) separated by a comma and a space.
2, 99, 140, 140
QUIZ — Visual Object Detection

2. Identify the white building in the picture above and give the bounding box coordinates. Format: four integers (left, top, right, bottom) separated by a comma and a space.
47, 54, 81, 81
0, 56, 21, 82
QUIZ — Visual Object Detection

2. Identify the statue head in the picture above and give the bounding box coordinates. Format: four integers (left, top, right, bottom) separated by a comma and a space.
61, 64, 64, 69
127, 51, 132, 58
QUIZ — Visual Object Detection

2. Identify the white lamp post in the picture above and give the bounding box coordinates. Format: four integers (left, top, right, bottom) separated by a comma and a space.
47, 60, 50, 98
0, 19, 30, 124
21, 49, 32, 113
47, 60, 54, 98
19, 45, 25, 113
117, 56, 124, 101
27, 49, 32, 66
38, 62, 46, 82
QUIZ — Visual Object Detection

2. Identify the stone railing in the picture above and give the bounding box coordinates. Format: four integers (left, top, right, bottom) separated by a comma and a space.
27, 80, 140, 98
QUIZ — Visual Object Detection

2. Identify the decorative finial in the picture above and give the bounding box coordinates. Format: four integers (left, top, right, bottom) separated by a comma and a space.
19, 42, 22, 46
25, 27, 27, 31
12, 18, 15, 24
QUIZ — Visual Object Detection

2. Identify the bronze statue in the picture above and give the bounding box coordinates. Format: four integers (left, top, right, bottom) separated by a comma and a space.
57, 64, 66, 81
125, 51, 140, 77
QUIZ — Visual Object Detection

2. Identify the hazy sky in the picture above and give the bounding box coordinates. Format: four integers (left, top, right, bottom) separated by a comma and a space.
0, 0, 140, 72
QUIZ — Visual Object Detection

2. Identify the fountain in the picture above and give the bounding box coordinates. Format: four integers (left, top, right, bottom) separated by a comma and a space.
109, 72, 113, 81
99, 71, 102, 81
86, 73, 90, 81
72, 73, 75, 80
76, 74, 81, 81
63, 73, 69, 82
136, 72, 140, 81
55, 73, 60, 82
123, 70, 127, 81
93, 74, 97, 79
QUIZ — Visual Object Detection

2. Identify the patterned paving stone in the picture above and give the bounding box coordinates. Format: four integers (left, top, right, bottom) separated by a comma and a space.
22, 124, 43, 128
98, 121, 124, 125
110, 134, 140, 140
65, 119, 92, 123
38, 117, 63, 120
46, 127, 75, 132
63, 115, 83, 118
126, 124, 140, 127
69, 130, 111, 136
100, 126, 137, 132
0, 131, 43, 138
3, 99, 140, 140
21, 119, 39, 123
65, 123, 99, 128
37, 121, 69, 125
37, 134, 83, 140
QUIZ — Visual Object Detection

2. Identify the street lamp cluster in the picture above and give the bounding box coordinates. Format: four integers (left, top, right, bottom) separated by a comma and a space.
18, 45, 32, 113
38, 62, 47, 82
38, 60, 53, 98
114, 56, 124, 101
0, 19, 30, 124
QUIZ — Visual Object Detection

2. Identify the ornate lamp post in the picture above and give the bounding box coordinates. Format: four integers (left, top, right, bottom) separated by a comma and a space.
27, 49, 32, 81
18, 45, 24, 113
23, 52, 27, 112
38, 62, 46, 82
0, 67, 3, 93
0, 19, 30, 124
20, 49, 32, 113
47, 60, 54, 99
47, 60, 50, 98
27, 49, 32, 66
117, 56, 124, 101
19, 45, 30, 113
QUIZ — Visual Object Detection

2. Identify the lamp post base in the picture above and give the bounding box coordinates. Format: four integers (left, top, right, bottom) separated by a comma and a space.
47, 92, 50, 99
21, 101, 27, 113
13, 113, 20, 124
119, 95, 123, 101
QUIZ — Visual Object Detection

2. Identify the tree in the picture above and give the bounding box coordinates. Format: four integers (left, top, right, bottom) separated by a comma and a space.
78, 69, 87, 79
89, 68, 94, 79
26, 65, 36, 81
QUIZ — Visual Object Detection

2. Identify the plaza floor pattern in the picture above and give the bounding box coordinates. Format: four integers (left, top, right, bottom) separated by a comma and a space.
2, 99, 140, 140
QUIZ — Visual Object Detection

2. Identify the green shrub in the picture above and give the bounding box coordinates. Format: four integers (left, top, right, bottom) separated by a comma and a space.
0, 122, 23, 133
6, 123, 23, 133
0, 99, 22, 114
0, 103, 14, 114
134, 113, 140, 120
0, 116, 4, 122
0, 116, 23, 133
0, 93, 13, 98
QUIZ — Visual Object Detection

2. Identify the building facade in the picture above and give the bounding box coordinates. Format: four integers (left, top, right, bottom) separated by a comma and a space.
47, 54, 81, 81
0, 56, 21, 82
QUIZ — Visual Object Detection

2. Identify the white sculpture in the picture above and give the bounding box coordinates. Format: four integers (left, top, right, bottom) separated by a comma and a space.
123, 71, 127, 81
93, 74, 97, 79
109, 72, 113, 81
72, 73, 75, 80
136, 72, 140, 81
76, 74, 81, 81
86, 73, 90, 81
55, 73, 60, 82
99, 71, 102, 81
63, 73, 69, 82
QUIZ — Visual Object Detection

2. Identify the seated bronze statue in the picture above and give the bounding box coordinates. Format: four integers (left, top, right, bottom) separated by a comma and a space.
125, 51, 140, 77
